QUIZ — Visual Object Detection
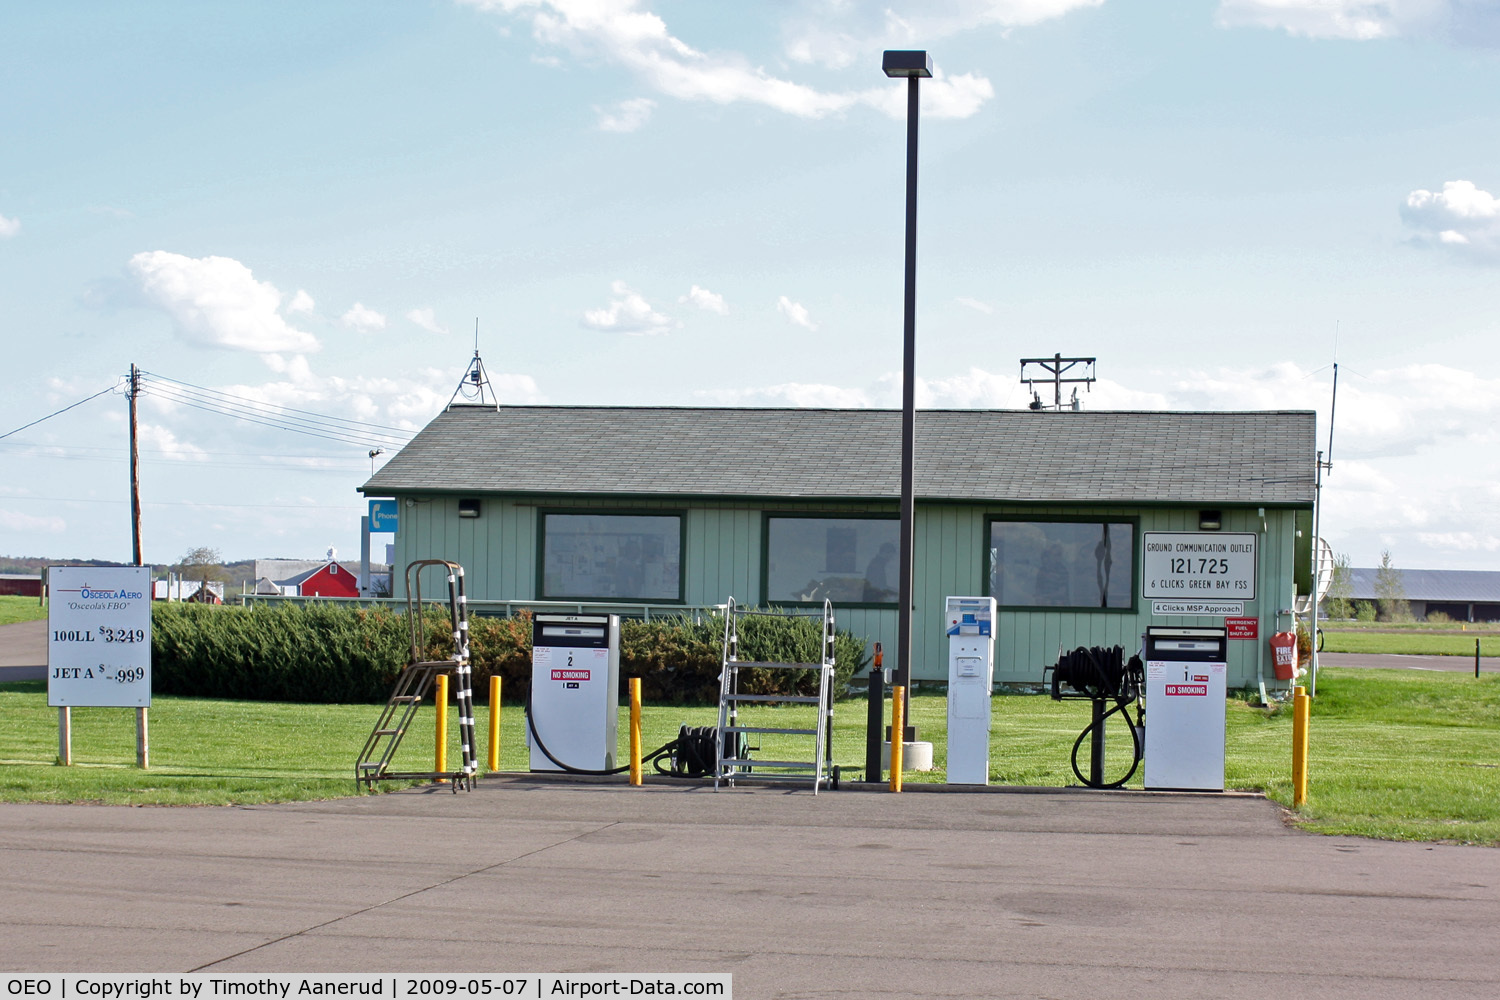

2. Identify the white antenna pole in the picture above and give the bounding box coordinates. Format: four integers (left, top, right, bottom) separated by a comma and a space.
1309, 358, 1338, 697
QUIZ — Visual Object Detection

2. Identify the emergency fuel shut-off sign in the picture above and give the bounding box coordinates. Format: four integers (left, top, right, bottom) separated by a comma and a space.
1142, 532, 1257, 600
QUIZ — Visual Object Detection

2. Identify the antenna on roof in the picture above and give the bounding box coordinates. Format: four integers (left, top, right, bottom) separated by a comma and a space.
447, 319, 500, 410
1020, 354, 1096, 411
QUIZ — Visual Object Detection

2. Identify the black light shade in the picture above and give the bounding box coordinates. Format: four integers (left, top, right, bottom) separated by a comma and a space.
1199, 509, 1222, 531
458, 498, 481, 519
882, 50, 932, 78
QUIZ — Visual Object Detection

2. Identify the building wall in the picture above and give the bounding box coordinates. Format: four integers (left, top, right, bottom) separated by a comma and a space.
390, 493, 1302, 690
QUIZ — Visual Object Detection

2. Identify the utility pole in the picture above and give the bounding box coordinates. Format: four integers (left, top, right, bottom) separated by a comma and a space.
128, 363, 142, 566
1020, 354, 1096, 410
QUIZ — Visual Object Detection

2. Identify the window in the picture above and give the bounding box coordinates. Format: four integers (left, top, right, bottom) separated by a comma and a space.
988, 519, 1135, 610
541, 512, 682, 602
765, 515, 900, 604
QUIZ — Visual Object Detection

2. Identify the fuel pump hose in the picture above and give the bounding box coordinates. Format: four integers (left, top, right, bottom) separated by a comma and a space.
523, 690, 709, 777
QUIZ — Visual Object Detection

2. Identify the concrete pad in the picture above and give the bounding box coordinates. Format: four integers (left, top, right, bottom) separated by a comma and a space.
0, 619, 46, 681
1319, 651, 1489, 673
0, 777, 1496, 998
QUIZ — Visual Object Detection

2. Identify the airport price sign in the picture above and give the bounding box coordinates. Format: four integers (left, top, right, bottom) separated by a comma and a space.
48, 565, 152, 707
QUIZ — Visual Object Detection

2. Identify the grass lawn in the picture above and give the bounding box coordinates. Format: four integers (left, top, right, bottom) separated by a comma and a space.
1321, 629, 1499, 657
0, 596, 48, 626
2, 669, 1497, 845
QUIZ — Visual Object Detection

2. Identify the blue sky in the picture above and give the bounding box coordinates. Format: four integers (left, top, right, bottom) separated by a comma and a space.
4, 0, 1500, 575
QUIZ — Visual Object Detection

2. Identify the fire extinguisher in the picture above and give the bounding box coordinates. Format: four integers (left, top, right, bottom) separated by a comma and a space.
1269, 631, 1299, 682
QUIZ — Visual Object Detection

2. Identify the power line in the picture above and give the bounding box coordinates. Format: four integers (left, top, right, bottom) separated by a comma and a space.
141, 383, 412, 449
2, 495, 365, 511
0, 383, 121, 441
138, 370, 414, 447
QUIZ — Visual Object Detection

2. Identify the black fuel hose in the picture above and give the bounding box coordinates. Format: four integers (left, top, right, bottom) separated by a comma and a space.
524, 690, 691, 777
1070, 697, 1144, 790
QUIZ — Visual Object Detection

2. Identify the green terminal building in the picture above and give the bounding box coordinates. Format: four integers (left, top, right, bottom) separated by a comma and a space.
360, 404, 1316, 693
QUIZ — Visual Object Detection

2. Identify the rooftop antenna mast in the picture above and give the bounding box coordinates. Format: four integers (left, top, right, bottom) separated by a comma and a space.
1308, 333, 1340, 698
447, 319, 500, 410
1020, 354, 1096, 410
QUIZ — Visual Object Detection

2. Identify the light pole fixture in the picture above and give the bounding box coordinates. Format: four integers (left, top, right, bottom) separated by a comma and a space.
884, 50, 930, 745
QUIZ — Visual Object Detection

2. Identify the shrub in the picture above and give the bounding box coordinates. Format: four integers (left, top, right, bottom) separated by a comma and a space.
1425, 610, 1452, 624
152, 602, 870, 705
1354, 600, 1377, 622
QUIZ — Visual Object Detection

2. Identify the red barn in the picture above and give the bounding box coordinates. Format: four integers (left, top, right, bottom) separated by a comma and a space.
284, 560, 360, 598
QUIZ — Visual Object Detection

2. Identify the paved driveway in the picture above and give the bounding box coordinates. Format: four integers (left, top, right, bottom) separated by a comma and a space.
0, 618, 45, 681
0, 778, 1495, 998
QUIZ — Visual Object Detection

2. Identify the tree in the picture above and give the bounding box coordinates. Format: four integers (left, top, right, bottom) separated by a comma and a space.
173, 546, 229, 596
1323, 552, 1353, 619
1374, 549, 1411, 622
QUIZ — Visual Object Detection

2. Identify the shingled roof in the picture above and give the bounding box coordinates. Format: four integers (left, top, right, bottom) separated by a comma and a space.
361, 405, 1316, 506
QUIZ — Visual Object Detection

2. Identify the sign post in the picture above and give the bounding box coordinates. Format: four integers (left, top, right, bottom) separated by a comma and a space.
47, 566, 152, 768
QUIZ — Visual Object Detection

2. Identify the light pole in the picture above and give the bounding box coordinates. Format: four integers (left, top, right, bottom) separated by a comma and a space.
883, 50, 931, 743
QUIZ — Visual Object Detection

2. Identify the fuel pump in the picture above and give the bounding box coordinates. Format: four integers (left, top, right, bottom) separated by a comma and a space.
1143, 626, 1228, 791
527, 613, 621, 772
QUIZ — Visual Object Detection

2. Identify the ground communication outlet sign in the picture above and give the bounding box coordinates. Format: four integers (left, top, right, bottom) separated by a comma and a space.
47, 566, 152, 707
1142, 532, 1257, 600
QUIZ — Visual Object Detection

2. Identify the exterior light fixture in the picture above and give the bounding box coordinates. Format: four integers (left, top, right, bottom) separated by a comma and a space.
882, 50, 933, 78
1199, 510, 1222, 531
882, 48, 930, 762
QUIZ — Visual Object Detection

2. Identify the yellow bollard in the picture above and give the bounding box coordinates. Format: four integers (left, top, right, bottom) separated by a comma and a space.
629, 677, 643, 786
1292, 684, 1310, 807
488, 675, 502, 773
435, 674, 449, 782
889, 685, 905, 793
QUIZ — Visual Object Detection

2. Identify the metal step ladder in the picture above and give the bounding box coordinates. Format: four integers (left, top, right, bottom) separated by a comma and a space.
715, 597, 837, 793
356, 560, 477, 792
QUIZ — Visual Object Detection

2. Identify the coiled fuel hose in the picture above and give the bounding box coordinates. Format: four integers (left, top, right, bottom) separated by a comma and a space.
523, 690, 721, 778
1070, 697, 1144, 790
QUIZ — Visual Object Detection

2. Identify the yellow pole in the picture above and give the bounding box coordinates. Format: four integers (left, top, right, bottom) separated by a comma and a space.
488, 675, 502, 773
889, 685, 905, 793
629, 677, 643, 786
1292, 684, 1310, 807
435, 674, 449, 782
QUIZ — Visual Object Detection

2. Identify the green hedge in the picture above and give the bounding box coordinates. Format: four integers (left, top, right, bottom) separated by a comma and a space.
151, 603, 870, 705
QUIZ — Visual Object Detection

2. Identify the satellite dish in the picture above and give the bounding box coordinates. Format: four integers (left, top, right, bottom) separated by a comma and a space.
1314, 536, 1334, 604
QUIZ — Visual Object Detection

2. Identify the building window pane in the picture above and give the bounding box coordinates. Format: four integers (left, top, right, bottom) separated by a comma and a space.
542, 513, 681, 601
766, 517, 899, 604
989, 520, 1134, 609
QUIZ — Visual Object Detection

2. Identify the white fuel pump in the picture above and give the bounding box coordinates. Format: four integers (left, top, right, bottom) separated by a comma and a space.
528, 613, 621, 772
1143, 626, 1228, 791
945, 596, 996, 785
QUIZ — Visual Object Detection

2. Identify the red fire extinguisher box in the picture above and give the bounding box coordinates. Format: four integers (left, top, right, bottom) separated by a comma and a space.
1269, 631, 1298, 681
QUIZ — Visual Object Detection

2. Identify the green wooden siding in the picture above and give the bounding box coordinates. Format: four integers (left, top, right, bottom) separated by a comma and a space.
389, 492, 1305, 690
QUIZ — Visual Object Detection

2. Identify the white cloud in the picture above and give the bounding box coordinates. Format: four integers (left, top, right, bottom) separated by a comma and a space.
1401, 180, 1500, 260
128, 251, 320, 354
286, 290, 316, 314
696, 382, 873, 407
784, 1, 1104, 69
583, 280, 676, 335
339, 302, 387, 333
1415, 531, 1500, 553
597, 97, 657, 132
0, 509, 65, 534
137, 423, 209, 462
0, 214, 20, 238
406, 307, 449, 335
680, 285, 728, 315
956, 296, 995, 314
1217, 0, 1500, 44
461, 0, 995, 120
777, 296, 818, 331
